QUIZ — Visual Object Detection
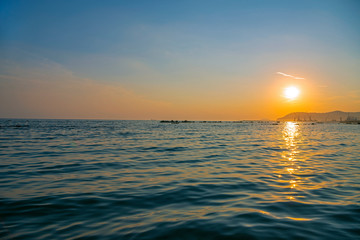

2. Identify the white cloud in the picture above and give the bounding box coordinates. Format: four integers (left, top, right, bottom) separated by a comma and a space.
276, 72, 305, 79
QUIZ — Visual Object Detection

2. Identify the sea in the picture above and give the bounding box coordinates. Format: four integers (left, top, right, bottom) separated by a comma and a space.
0, 119, 359, 240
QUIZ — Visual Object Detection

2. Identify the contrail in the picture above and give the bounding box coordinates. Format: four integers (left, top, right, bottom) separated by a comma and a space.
277, 72, 305, 79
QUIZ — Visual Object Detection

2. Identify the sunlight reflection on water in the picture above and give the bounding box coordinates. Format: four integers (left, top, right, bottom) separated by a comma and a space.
282, 122, 301, 199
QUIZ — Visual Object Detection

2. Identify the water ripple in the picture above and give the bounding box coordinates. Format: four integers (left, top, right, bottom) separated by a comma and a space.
0, 120, 359, 239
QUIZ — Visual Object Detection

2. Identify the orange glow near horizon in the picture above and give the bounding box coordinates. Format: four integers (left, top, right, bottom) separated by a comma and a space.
0, 64, 358, 121
261, 71, 339, 120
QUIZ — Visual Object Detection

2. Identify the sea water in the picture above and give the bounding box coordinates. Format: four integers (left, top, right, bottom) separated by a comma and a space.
0, 119, 359, 239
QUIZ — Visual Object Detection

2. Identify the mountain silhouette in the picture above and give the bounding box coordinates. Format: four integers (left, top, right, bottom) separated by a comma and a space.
277, 111, 360, 122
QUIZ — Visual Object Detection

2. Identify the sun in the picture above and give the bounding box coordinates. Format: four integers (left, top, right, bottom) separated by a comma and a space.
284, 86, 300, 100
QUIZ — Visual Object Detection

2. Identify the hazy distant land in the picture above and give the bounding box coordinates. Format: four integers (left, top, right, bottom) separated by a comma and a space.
277, 111, 360, 122
157, 111, 360, 124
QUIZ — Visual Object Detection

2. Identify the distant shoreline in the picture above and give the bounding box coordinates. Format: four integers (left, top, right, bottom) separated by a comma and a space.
277, 110, 360, 124
1, 110, 360, 124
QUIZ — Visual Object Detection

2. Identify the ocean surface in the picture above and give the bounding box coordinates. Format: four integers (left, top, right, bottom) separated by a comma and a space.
0, 119, 359, 240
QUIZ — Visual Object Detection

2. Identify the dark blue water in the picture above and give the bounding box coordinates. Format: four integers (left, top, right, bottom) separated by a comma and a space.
1, 119, 359, 239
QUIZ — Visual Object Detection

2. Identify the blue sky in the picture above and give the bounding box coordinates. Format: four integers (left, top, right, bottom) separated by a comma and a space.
1, 0, 359, 119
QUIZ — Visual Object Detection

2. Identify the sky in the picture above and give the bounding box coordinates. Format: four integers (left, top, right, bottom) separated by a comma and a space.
1, 0, 359, 120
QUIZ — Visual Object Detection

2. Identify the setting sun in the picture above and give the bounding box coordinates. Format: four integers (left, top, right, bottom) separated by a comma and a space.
284, 86, 300, 100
